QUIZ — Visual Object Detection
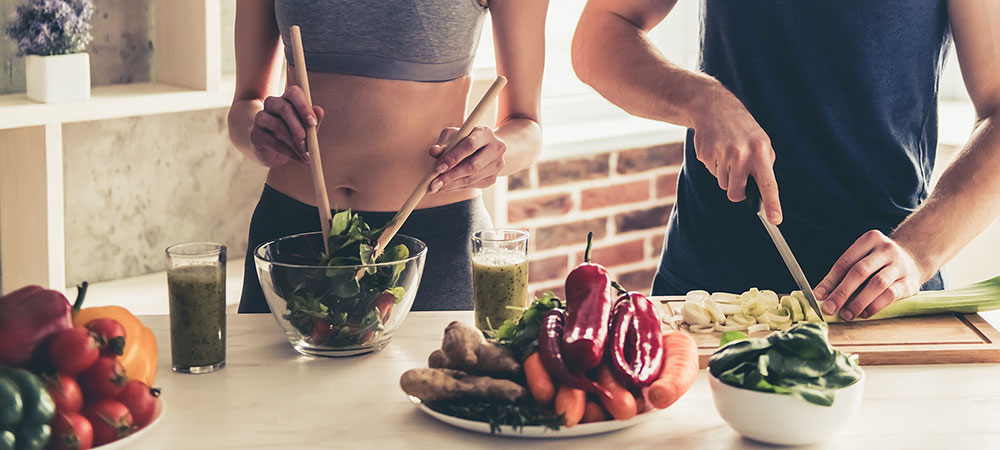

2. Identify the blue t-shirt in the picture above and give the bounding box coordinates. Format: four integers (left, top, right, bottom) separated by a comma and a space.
654, 0, 950, 294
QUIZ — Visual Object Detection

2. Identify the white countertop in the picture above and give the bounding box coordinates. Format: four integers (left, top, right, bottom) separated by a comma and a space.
140, 312, 1000, 449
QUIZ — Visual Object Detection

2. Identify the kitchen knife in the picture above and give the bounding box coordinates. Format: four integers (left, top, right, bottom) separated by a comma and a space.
745, 179, 826, 322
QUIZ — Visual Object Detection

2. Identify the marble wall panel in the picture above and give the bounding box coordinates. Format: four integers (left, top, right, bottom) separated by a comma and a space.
62, 108, 267, 284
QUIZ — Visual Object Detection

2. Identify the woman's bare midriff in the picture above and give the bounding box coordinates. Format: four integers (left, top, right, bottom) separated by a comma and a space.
265, 68, 479, 212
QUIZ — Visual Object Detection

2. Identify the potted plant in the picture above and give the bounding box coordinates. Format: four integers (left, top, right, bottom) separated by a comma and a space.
4, 0, 94, 103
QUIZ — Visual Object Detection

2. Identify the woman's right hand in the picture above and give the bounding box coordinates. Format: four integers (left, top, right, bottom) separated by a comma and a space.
249, 85, 324, 167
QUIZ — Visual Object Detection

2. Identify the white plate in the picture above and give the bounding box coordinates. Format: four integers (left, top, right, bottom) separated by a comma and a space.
93, 397, 166, 450
408, 396, 657, 438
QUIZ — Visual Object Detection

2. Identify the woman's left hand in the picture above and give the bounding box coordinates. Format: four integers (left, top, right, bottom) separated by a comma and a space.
427, 126, 507, 194
814, 230, 926, 321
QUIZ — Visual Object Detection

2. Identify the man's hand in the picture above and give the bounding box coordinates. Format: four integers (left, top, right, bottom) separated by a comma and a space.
815, 230, 926, 320
692, 89, 783, 224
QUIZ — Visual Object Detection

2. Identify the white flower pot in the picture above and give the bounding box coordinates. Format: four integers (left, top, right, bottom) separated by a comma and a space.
25, 53, 91, 103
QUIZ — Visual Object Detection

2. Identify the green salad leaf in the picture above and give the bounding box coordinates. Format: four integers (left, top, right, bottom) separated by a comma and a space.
720, 331, 749, 346
490, 292, 563, 361
277, 210, 410, 348
709, 322, 862, 407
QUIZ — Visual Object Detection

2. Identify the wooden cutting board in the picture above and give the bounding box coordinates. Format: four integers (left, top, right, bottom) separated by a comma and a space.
654, 296, 1000, 368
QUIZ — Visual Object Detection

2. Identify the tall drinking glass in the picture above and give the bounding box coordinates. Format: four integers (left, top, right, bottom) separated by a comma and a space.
166, 242, 226, 373
471, 229, 529, 331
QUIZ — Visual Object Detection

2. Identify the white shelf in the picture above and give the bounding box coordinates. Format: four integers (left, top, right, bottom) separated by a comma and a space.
0, 0, 226, 294
0, 78, 234, 129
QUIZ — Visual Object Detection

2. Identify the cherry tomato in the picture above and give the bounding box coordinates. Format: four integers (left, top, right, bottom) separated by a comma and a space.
45, 373, 83, 413
49, 411, 94, 450
78, 357, 128, 401
48, 328, 100, 375
309, 318, 335, 345
373, 293, 395, 323
115, 380, 159, 428
85, 318, 127, 357
82, 400, 132, 446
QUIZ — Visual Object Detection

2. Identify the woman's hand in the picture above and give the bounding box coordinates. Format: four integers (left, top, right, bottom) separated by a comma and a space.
815, 230, 926, 320
691, 88, 783, 224
427, 126, 507, 193
249, 85, 324, 167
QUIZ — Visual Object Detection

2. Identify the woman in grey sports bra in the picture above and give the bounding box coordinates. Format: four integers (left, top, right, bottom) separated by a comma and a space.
228, 1, 548, 313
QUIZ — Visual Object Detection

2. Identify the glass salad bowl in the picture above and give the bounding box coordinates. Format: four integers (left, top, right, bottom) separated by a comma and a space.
254, 231, 426, 357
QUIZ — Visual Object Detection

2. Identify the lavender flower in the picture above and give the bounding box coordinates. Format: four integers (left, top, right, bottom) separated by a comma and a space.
4, 0, 94, 56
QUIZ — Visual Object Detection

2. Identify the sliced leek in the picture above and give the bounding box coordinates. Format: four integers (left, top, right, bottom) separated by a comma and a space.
680, 275, 1000, 333
681, 287, 820, 332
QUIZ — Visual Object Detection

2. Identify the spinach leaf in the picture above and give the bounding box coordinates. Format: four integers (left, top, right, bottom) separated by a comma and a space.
823, 352, 864, 389
708, 337, 773, 378
708, 322, 863, 407
788, 383, 834, 407
720, 331, 749, 346
767, 322, 835, 361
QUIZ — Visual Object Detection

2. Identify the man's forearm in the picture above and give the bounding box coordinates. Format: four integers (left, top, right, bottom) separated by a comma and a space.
892, 114, 1000, 280
572, 7, 722, 129
494, 117, 542, 177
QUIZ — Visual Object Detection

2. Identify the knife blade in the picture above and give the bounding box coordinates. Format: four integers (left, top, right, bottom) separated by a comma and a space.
745, 179, 826, 322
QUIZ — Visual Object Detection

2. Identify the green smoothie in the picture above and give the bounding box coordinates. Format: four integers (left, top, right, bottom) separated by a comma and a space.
168, 264, 226, 370
472, 252, 528, 331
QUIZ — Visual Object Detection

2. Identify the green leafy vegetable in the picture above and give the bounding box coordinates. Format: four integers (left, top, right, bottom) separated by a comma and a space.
426, 397, 564, 434
490, 292, 563, 361
719, 331, 748, 346
277, 210, 411, 348
709, 322, 862, 407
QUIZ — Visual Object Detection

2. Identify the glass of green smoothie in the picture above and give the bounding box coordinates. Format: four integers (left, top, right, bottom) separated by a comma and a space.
165, 242, 227, 374
471, 229, 530, 331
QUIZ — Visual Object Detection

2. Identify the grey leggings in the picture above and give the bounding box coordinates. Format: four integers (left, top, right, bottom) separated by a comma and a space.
239, 185, 492, 313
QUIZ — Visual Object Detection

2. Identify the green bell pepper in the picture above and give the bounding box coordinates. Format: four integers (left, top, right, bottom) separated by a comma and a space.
0, 369, 53, 450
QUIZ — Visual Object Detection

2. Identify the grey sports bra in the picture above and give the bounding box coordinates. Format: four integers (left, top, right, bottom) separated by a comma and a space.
275, 0, 488, 82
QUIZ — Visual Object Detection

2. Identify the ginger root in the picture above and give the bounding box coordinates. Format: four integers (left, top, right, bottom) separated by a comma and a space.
400, 368, 527, 403
427, 321, 520, 376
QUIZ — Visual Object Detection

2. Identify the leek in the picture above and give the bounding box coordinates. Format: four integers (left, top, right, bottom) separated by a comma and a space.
825, 275, 1000, 322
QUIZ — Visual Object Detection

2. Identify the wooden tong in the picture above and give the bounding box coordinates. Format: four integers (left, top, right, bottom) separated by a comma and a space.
357, 76, 507, 280
290, 25, 506, 271
288, 25, 334, 253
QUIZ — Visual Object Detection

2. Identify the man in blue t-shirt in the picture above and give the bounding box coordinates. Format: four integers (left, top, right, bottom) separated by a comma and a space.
572, 0, 1000, 321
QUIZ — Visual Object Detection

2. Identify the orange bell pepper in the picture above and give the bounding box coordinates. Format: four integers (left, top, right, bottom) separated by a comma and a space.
71, 282, 158, 385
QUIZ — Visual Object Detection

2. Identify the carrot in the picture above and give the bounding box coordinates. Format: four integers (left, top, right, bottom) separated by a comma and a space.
634, 395, 649, 414
580, 399, 608, 424
643, 329, 699, 409
595, 364, 637, 420
554, 385, 587, 427
523, 352, 556, 405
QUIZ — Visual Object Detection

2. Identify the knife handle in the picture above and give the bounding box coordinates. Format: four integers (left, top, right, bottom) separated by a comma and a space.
745, 176, 762, 214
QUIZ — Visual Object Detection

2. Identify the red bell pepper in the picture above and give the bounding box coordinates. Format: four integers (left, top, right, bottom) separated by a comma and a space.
608, 287, 664, 389
0, 285, 74, 366
562, 232, 613, 370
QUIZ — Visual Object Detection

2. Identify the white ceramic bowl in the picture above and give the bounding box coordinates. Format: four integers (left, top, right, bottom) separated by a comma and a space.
709, 371, 865, 446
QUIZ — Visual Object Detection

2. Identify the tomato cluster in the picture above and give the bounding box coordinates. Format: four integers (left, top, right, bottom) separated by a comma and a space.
35, 319, 159, 450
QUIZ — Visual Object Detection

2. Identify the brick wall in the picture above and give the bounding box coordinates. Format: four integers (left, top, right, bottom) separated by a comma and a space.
506, 142, 684, 298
